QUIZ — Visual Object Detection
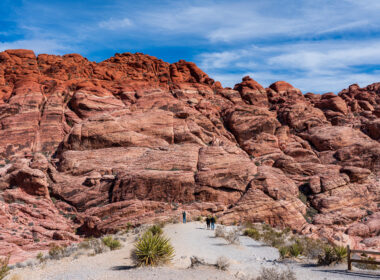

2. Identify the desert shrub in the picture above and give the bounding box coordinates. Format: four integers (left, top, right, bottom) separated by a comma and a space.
0, 255, 10, 280
133, 231, 174, 266
282, 227, 291, 235
261, 229, 285, 248
289, 242, 303, 257
333, 246, 347, 263
79, 237, 94, 250
36, 252, 45, 263
49, 245, 66, 260
297, 237, 324, 259
254, 267, 297, 280
124, 222, 133, 233
355, 256, 379, 270
215, 256, 230, 271
317, 246, 337, 266
196, 216, 203, 222
224, 228, 240, 245
102, 236, 122, 251
279, 246, 290, 259
317, 245, 348, 266
80, 238, 108, 254
262, 223, 272, 231
214, 226, 226, 238
244, 228, 261, 241
147, 224, 163, 236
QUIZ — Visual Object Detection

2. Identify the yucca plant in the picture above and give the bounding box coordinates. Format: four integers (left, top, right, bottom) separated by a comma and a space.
102, 236, 122, 250
318, 245, 336, 265
133, 231, 174, 266
148, 224, 163, 236
0, 254, 10, 280
333, 246, 347, 263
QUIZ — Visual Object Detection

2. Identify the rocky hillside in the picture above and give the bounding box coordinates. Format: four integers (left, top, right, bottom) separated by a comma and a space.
0, 49, 379, 263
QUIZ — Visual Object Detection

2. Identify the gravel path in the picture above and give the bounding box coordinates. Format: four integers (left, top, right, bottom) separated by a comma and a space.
7, 222, 380, 280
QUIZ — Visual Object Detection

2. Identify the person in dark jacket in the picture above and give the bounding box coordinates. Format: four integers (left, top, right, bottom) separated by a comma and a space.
206, 216, 211, 229
210, 216, 216, 230
182, 211, 187, 223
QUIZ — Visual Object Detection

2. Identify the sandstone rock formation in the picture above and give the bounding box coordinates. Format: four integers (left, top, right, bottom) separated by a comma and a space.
0, 49, 379, 262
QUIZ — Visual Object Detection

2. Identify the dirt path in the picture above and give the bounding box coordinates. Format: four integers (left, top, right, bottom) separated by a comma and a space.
7, 222, 379, 280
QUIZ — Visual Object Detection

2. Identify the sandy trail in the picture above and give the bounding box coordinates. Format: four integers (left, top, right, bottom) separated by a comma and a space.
7, 222, 380, 280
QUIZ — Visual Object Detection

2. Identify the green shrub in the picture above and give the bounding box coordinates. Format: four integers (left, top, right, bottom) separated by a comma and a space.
36, 252, 44, 263
289, 242, 303, 257
279, 246, 290, 259
147, 225, 163, 236
102, 236, 121, 251
244, 228, 261, 241
49, 245, 66, 260
261, 229, 285, 248
196, 216, 203, 222
125, 222, 133, 233
333, 246, 347, 263
133, 231, 174, 266
0, 255, 10, 280
317, 246, 336, 266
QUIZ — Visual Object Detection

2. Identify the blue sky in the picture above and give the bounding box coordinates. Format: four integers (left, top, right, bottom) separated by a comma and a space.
1, 0, 380, 93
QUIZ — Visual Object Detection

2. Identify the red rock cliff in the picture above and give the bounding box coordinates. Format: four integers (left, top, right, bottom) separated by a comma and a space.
0, 49, 379, 263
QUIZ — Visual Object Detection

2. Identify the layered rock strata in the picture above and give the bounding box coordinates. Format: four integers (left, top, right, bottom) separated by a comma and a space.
0, 49, 379, 262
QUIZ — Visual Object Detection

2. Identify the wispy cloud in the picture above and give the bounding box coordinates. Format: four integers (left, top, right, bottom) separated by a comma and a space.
197, 40, 380, 93
0, 39, 70, 54
98, 18, 133, 30
0, 0, 379, 93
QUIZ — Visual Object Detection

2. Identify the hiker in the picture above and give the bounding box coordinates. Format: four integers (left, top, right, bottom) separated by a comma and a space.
210, 216, 216, 230
182, 211, 187, 223
206, 216, 211, 229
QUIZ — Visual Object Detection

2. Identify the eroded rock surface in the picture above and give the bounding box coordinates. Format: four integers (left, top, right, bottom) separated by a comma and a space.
0, 50, 379, 262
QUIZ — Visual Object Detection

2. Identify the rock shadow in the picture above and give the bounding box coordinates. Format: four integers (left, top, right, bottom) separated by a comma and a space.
111, 265, 136, 271
313, 269, 380, 279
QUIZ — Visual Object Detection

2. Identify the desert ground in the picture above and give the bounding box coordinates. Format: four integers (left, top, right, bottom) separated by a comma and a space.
6, 222, 379, 280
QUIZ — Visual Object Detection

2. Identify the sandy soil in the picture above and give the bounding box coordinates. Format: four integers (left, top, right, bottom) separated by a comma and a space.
6, 222, 380, 280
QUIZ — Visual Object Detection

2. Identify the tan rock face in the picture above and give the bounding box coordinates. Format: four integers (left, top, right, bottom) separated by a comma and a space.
1, 49, 380, 262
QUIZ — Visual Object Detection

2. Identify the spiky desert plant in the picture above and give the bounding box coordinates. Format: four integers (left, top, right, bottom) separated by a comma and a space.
133, 231, 174, 266
148, 224, 163, 236
102, 236, 121, 250
333, 246, 347, 263
318, 245, 337, 266
0, 254, 10, 280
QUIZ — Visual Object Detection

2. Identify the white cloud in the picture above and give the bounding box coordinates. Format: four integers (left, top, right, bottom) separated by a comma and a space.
136, 0, 380, 42
197, 40, 380, 93
98, 18, 132, 30
0, 39, 70, 54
